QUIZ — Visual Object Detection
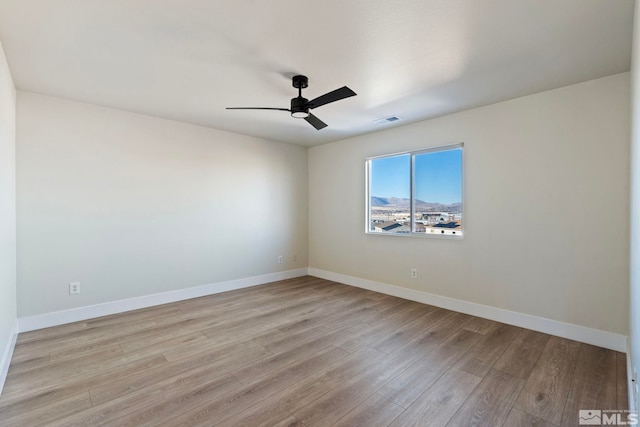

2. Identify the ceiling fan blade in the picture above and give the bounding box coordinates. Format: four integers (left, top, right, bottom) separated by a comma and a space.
305, 86, 356, 109
305, 113, 328, 130
226, 107, 290, 112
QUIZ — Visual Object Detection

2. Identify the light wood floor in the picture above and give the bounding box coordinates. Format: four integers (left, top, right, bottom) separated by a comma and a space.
0, 276, 628, 426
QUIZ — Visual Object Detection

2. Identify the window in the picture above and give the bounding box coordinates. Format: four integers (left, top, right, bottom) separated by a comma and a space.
366, 143, 463, 237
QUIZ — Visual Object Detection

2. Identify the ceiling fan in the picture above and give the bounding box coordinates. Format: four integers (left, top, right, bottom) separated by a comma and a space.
226, 75, 356, 130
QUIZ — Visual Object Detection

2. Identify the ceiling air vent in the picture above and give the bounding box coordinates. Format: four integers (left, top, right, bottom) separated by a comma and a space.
373, 116, 401, 125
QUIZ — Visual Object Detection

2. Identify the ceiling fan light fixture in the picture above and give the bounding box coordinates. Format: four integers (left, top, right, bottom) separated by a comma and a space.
290, 96, 309, 118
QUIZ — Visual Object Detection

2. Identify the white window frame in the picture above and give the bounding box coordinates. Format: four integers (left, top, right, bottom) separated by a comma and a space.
365, 142, 464, 239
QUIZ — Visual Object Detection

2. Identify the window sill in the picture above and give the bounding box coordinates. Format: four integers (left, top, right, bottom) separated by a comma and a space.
365, 231, 464, 239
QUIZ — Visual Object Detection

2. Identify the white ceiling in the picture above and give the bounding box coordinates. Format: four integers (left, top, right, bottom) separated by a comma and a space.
0, 0, 634, 146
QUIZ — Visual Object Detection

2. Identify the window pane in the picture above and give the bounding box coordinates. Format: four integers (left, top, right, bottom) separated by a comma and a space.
414, 148, 463, 236
369, 154, 411, 233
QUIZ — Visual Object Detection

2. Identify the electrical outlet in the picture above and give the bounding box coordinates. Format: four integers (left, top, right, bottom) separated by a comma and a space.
278, 255, 283, 264
292, 254, 297, 262
411, 268, 417, 279
69, 282, 81, 295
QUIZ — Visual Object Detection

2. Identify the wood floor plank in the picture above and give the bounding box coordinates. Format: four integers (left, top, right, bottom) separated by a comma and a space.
463, 316, 497, 335
259, 319, 369, 357
452, 323, 522, 377
370, 307, 448, 354
378, 329, 482, 408
365, 298, 420, 322
0, 276, 626, 426
50, 372, 241, 427
493, 329, 549, 380
291, 369, 389, 426
331, 301, 438, 353
11, 319, 159, 360
617, 352, 629, 410
265, 415, 304, 427
107, 375, 243, 427
0, 392, 91, 427
215, 347, 388, 427
446, 368, 525, 427
514, 336, 582, 425
3, 350, 159, 399
389, 368, 482, 427
118, 331, 206, 355
198, 297, 340, 340
333, 393, 405, 427
560, 378, 616, 427
49, 342, 124, 363
84, 307, 181, 329
331, 319, 404, 354
160, 334, 257, 363
230, 339, 347, 385
306, 295, 397, 329
158, 345, 349, 427
0, 354, 167, 411
503, 408, 558, 427
292, 334, 453, 427
402, 311, 472, 355
4, 354, 50, 376
15, 322, 89, 345
573, 343, 617, 389
89, 344, 270, 406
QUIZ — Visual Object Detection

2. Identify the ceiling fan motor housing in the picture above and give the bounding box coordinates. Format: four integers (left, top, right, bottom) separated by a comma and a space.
290, 96, 309, 118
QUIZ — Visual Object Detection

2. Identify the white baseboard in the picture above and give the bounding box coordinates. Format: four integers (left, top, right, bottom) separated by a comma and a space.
18, 268, 309, 333
0, 320, 18, 396
308, 268, 628, 353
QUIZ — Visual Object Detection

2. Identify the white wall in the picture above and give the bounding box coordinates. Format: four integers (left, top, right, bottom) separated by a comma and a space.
16, 92, 307, 317
629, 0, 640, 411
309, 73, 630, 337
0, 40, 17, 391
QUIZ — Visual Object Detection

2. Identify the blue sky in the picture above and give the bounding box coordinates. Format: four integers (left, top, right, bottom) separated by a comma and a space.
370, 148, 462, 204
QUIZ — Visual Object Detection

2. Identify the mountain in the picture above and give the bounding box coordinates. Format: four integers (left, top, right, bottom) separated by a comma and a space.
370, 196, 390, 206
371, 197, 461, 212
